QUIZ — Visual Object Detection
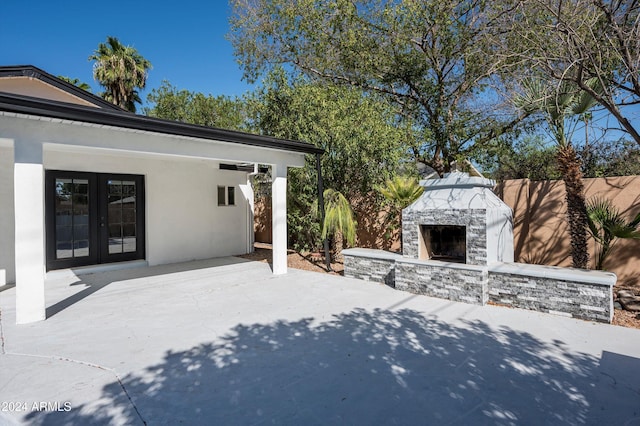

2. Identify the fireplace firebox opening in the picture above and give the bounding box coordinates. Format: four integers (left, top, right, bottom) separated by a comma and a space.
419, 225, 466, 263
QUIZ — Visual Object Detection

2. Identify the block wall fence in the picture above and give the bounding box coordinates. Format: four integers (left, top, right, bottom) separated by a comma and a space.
255, 176, 639, 287
496, 176, 640, 288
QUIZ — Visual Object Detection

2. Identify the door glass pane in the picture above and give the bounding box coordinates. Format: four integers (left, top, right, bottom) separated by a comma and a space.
108, 224, 123, 254
74, 240, 89, 257
55, 178, 89, 260
107, 179, 137, 254
122, 223, 136, 252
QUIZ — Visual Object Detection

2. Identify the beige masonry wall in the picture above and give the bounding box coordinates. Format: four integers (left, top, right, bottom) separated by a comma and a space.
254, 194, 400, 252
254, 176, 638, 289
496, 176, 640, 288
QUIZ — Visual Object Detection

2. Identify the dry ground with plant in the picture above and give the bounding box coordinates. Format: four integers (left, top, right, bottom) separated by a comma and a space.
239, 243, 639, 330
612, 282, 640, 329
237, 243, 344, 275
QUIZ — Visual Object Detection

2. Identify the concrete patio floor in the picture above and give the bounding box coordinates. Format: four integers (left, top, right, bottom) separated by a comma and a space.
1, 257, 639, 425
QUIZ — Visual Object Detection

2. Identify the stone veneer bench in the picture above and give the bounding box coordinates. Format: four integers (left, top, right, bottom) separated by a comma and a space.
342, 248, 616, 323
342, 248, 402, 287
487, 263, 616, 323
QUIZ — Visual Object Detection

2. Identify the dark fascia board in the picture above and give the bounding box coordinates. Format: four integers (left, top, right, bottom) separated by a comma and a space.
0, 65, 127, 111
0, 92, 324, 155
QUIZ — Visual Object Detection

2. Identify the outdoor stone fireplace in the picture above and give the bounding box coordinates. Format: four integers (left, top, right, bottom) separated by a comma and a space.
402, 171, 514, 265
343, 171, 617, 323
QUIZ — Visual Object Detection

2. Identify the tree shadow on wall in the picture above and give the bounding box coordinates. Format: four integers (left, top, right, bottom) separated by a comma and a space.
587, 176, 640, 286
26, 308, 639, 425
352, 198, 400, 252
507, 180, 571, 266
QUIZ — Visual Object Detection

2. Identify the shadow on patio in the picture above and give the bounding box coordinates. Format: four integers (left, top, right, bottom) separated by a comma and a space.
26, 308, 640, 425
45, 257, 254, 319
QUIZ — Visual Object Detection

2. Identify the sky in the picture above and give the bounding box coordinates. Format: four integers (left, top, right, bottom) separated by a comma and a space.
1, 1, 637, 143
0, 1, 254, 107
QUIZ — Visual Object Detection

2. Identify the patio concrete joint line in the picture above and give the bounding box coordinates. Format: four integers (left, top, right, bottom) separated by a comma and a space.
0, 310, 5, 355
114, 371, 148, 426
5, 351, 147, 425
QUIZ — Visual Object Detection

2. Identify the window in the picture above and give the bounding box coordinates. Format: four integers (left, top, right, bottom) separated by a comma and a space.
217, 186, 226, 206
217, 185, 236, 206
227, 186, 235, 206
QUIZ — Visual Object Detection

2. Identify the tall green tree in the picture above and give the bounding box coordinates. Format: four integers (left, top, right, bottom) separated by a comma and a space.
249, 71, 411, 250
145, 81, 247, 130
89, 36, 152, 112
498, 0, 640, 145
478, 135, 640, 181
229, 0, 525, 176
581, 138, 640, 178
477, 135, 562, 181
514, 79, 599, 269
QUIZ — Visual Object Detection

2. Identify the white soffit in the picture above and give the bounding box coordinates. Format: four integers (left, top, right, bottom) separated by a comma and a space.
1, 111, 307, 167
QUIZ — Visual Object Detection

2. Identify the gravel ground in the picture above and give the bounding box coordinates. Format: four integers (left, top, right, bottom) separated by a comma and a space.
236, 243, 344, 275
612, 306, 640, 329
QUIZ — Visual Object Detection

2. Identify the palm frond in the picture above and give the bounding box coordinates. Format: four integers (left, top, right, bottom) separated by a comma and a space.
586, 196, 640, 269
629, 211, 640, 228
376, 175, 423, 208
572, 78, 601, 115
513, 78, 549, 113
321, 189, 357, 246
89, 36, 152, 111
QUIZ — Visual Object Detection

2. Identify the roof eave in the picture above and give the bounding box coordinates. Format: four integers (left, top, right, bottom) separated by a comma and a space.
0, 92, 324, 156
0, 65, 126, 111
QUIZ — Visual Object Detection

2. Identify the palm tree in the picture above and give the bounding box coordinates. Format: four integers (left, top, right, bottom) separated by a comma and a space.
89, 36, 151, 112
321, 189, 357, 257
587, 197, 640, 270
514, 79, 599, 269
57, 76, 91, 91
376, 175, 424, 251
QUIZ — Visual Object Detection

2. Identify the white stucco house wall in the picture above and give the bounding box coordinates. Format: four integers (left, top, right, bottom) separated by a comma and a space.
0, 65, 323, 324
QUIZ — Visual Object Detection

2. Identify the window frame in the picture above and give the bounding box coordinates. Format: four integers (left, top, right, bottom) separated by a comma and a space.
217, 185, 236, 207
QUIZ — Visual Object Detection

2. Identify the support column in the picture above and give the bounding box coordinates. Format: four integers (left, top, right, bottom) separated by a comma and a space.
239, 165, 256, 253
14, 141, 46, 324
271, 164, 287, 275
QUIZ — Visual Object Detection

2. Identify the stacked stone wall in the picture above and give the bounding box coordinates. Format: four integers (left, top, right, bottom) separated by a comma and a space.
402, 209, 487, 265
342, 249, 615, 323
488, 267, 613, 323
342, 249, 401, 287
395, 259, 487, 305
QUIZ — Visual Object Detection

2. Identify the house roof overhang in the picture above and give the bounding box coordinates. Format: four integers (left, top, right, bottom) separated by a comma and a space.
0, 65, 126, 111
0, 91, 324, 156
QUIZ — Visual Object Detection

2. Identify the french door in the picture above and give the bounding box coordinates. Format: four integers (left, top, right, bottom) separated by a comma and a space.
45, 171, 145, 270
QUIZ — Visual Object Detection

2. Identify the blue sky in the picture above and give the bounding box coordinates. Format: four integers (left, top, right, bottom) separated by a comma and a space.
0, 1, 637, 141
0, 1, 254, 106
